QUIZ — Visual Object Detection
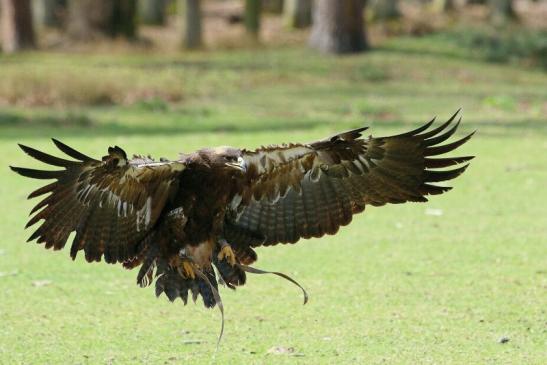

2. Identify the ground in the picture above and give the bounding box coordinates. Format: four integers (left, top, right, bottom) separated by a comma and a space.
0, 33, 546, 364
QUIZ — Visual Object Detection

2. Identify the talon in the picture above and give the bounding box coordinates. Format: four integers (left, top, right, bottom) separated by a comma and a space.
218, 244, 236, 266
179, 260, 196, 279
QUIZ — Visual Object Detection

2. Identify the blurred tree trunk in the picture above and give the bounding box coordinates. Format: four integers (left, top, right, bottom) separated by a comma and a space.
284, 0, 311, 29
180, 0, 201, 49
262, 0, 283, 14
309, 0, 367, 54
1, 0, 36, 53
67, 0, 112, 40
112, 0, 137, 39
67, 0, 137, 40
431, 0, 455, 13
370, 0, 400, 20
139, 0, 166, 25
488, 0, 515, 23
244, 0, 261, 38
32, 0, 65, 29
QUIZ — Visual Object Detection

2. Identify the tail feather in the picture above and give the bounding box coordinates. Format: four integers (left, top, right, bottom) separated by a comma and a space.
213, 254, 246, 289
196, 268, 219, 308
153, 258, 220, 308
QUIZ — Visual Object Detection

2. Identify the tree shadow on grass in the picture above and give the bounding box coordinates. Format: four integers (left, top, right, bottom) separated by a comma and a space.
0, 112, 94, 129
1, 110, 544, 142
0, 110, 332, 141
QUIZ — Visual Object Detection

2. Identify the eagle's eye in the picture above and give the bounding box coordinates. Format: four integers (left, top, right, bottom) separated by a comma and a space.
224, 155, 246, 172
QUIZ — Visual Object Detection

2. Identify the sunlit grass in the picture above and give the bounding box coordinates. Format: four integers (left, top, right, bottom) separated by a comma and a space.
0, 34, 546, 364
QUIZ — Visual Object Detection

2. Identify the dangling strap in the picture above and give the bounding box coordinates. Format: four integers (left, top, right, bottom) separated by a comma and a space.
237, 264, 309, 305
194, 268, 224, 350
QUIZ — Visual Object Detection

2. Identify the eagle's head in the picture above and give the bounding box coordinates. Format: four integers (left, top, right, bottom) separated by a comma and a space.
191, 146, 246, 173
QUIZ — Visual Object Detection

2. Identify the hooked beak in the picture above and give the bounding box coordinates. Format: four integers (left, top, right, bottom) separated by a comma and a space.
225, 156, 247, 173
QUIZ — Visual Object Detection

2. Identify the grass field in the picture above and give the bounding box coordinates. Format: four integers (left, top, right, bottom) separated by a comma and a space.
0, 34, 546, 364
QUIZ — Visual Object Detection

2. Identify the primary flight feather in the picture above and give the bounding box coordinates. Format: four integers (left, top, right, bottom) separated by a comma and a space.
11, 110, 473, 309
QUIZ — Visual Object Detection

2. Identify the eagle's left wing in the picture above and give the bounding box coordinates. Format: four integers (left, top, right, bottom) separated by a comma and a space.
225, 111, 474, 248
11, 140, 185, 264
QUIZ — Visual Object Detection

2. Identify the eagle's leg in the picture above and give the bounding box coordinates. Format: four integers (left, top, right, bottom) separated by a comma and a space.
217, 238, 236, 266
178, 249, 197, 279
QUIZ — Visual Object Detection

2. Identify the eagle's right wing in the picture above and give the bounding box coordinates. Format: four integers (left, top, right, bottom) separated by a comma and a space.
11, 140, 185, 264
226, 110, 474, 248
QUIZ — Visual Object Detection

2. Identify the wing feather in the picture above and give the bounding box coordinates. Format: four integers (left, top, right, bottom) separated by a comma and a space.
226, 110, 474, 247
11, 141, 185, 263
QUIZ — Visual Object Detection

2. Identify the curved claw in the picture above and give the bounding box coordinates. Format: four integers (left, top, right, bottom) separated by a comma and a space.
178, 260, 196, 279
217, 244, 236, 266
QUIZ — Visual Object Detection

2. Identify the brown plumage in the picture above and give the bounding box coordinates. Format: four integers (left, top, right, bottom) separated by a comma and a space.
11, 110, 474, 311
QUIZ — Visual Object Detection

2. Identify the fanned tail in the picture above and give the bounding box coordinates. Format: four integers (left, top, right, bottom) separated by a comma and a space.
151, 258, 218, 308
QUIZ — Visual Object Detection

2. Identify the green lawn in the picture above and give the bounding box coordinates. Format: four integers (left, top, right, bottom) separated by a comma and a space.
0, 35, 546, 364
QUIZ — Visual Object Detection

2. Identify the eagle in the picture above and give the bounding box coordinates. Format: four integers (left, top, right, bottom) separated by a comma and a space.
11, 110, 473, 310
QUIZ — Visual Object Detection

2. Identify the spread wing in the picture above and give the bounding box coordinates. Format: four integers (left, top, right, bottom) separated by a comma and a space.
225, 110, 474, 247
11, 140, 185, 263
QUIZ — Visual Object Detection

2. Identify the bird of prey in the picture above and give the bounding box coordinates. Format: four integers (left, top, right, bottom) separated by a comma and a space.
11, 110, 473, 310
